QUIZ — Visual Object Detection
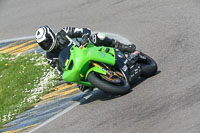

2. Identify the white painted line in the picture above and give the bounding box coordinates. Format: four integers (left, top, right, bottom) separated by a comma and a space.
0, 36, 35, 43
28, 90, 99, 133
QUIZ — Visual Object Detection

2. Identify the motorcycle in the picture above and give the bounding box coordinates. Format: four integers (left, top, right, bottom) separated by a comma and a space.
58, 38, 157, 95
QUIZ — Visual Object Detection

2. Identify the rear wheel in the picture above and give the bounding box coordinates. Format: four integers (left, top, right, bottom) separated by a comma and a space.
87, 69, 130, 95
139, 53, 158, 78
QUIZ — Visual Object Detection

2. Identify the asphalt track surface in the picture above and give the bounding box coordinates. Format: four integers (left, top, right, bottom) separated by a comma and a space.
1, 0, 200, 133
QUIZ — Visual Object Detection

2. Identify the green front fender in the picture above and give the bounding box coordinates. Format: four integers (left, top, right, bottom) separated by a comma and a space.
85, 65, 106, 80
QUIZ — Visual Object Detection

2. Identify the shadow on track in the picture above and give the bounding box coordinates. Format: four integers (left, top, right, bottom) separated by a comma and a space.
81, 71, 160, 105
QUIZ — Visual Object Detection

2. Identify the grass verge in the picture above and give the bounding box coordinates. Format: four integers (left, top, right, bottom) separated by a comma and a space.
0, 53, 59, 129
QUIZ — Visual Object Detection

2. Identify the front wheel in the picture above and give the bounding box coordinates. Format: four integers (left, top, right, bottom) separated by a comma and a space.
87, 72, 131, 95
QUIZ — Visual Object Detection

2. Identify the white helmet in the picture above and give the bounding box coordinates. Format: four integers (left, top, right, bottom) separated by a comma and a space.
35, 25, 56, 52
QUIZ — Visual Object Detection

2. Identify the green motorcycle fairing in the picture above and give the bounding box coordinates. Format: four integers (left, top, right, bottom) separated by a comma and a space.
61, 43, 115, 87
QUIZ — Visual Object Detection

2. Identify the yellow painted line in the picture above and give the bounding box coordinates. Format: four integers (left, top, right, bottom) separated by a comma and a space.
55, 84, 76, 91
3, 124, 37, 133
35, 84, 77, 106
1, 40, 34, 53
41, 91, 60, 100
41, 87, 79, 100
41, 85, 68, 100
58, 87, 79, 96
34, 98, 54, 107
41, 84, 77, 100
11, 43, 38, 54
10, 43, 38, 55
0, 41, 20, 51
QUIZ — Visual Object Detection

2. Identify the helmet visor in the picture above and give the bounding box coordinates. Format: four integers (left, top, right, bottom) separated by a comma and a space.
38, 38, 53, 51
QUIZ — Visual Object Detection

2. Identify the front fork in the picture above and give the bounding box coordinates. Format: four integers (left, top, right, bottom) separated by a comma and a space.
91, 62, 122, 79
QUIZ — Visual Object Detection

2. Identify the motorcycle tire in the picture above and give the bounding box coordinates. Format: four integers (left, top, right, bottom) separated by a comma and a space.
139, 53, 158, 78
87, 72, 131, 95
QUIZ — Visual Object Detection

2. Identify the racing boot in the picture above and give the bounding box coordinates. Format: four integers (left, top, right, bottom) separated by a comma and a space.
90, 33, 136, 53
111, 39, 136, 53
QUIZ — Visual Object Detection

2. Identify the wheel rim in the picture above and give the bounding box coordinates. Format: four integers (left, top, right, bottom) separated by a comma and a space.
99, 70, 127, 85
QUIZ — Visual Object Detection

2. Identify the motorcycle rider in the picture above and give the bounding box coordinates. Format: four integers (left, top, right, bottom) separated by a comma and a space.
35, 25, 139, 91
